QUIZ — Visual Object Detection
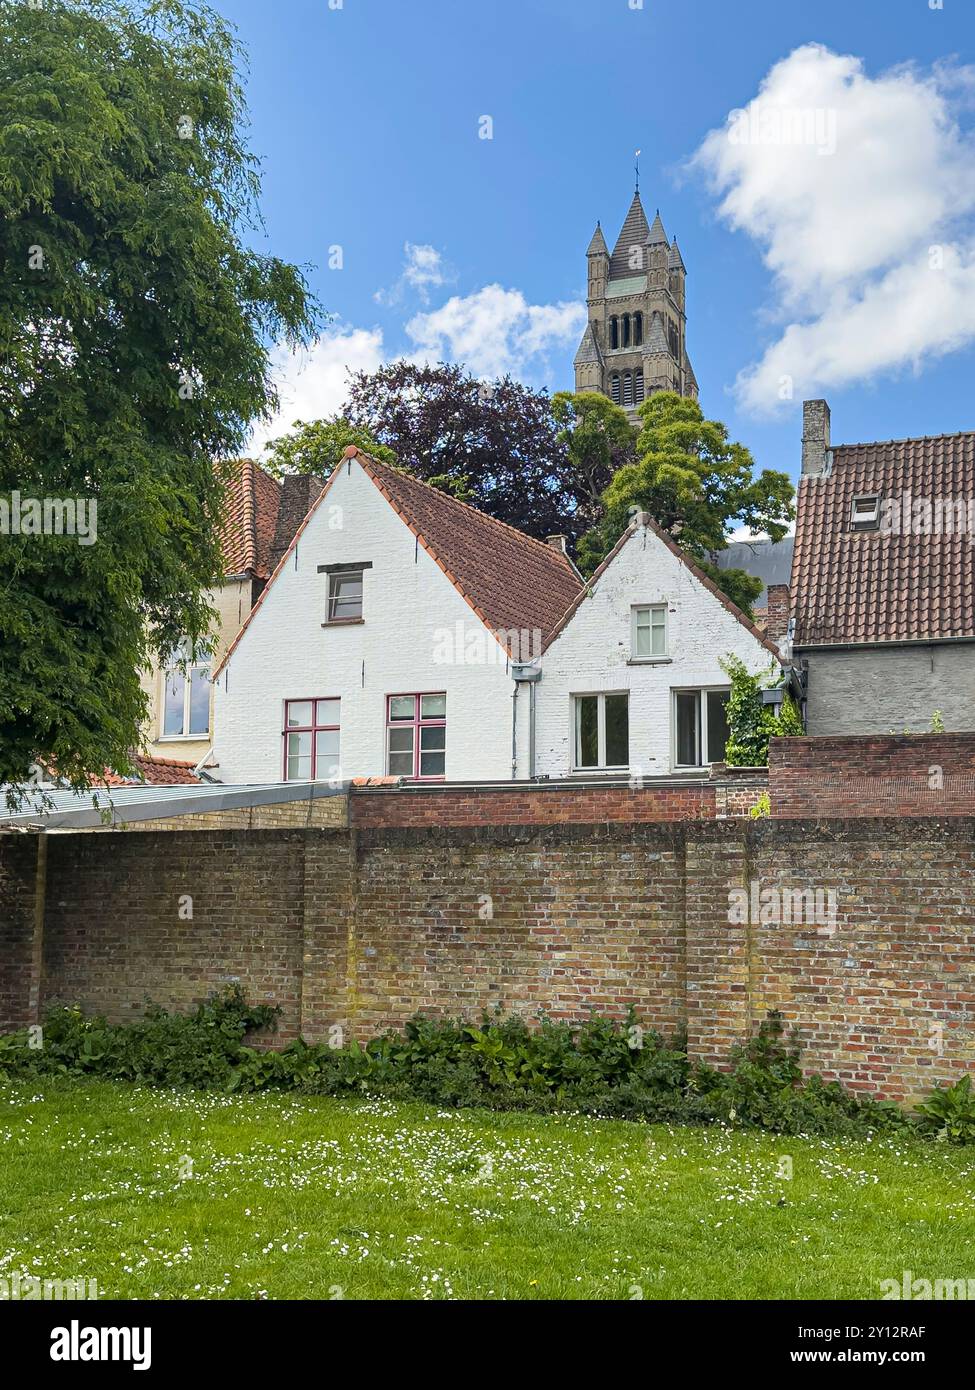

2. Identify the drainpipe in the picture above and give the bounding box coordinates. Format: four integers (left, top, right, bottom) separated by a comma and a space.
511, 662, 542, 779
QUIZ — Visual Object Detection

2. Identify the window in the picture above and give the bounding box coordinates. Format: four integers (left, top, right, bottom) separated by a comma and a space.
610, 373, 621, 404
634, 368, 645, 403
573, 693, 629, 770
622, 313, 631, 348
283, 699, 340, 781
387, 693, 446, 779
850, 495, 880, 530
673, 688, 730, 767
609, 316, 619, 350
319, 561, 372, 623
632, 604, 667, 659
622, 371, 633, 406
162, 640, 211, 738
633, 312, 643, 347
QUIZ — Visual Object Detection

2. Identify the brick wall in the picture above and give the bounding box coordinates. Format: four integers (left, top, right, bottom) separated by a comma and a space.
350, 781, 720, 827
2, 816, 973, 1102
770, 733, 975, 818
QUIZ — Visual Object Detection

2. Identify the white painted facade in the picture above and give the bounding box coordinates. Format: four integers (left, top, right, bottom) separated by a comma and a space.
212, 458, 517, 784
523, 519, 777, 778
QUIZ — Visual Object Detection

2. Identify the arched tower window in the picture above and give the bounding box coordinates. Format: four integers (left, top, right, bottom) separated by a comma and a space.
610, 316, 619, 350
633, 312, 643, 347
634, 370, 645, 403
622, 314, 631, 348
622, 372, 633, 407
610, 373, 621, 404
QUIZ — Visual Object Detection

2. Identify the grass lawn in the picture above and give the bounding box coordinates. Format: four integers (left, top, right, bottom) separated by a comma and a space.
1, 1076, 972, 1300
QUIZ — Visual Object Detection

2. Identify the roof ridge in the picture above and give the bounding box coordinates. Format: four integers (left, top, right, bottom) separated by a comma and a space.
833, 429, 975, 451
353, 449, 576, 569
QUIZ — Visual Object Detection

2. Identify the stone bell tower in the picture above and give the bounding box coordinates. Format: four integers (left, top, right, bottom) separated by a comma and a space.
574, 185, 698, 417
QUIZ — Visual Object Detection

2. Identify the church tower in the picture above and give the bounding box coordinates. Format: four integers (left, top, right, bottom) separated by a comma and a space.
573, 187, 698, 416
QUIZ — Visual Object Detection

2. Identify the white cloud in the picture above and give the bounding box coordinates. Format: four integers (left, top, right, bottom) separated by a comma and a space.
691, 44, 975, 413
249, 325, 385, 453
405, 284, 585, 381
374, 243, 453, 305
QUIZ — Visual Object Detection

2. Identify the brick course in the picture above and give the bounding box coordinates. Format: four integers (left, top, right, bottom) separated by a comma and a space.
770, 733, 975, 818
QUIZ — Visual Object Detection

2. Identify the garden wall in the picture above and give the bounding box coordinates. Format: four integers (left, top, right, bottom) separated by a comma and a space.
769, 732, 975, 818
1, 816, 973, 1102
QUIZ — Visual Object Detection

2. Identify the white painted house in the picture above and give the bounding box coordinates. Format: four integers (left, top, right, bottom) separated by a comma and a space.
211, 448, 581, 784
212, 451, 781, 785
521, 512, 782, 779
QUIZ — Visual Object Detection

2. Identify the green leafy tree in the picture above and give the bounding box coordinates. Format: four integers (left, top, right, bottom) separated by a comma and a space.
550, 389, 637, 533
263, 417, 396, 482
0, 0, 320, 794
719, 654, 804, 766
577, 392, 794, 612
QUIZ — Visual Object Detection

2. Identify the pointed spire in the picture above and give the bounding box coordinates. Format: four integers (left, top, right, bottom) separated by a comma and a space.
573, 321, 603, 369
587, 222, 608, 256
643, 311, 671, 356
646, 210, 669, 247
668, 237, 686, 270
609, 191, 650, 279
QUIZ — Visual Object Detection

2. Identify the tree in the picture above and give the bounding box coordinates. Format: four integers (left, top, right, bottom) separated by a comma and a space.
0, 0, 320, 793
263, 417, 396, 482
343, 361, 589, 540
550, 389, 637, 531
576, 392, 794, 613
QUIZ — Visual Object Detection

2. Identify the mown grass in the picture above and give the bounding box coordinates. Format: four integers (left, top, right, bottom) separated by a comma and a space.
1, 1077, 972, 1300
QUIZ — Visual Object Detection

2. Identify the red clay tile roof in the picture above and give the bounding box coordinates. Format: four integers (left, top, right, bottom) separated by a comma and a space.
215, 449, 582, 675
543, 512, 782, 659
356, 453, 581, 652
791, 431, 975, 645
219, 459, 282, 580
101, 755, 202, 786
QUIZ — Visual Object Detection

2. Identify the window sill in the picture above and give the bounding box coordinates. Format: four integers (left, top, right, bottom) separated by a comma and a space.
158, 734, 210, 742
570, 767, 630, 776
627, 656, 672, 666
321, 618, 364, 627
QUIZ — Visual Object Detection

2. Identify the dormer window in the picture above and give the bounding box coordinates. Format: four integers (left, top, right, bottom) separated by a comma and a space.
850, 495, 880, 530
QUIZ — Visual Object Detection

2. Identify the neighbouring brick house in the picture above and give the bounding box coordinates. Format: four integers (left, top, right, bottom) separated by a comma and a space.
139, 460, 322, 769
792, 398, 975, 734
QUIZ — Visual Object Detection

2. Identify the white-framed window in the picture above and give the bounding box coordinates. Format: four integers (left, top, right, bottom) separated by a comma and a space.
327, 568, 364, 621
386, 693, 446, 779
162, 639, 211, 738
573, 692, 629, 770
850, 495, 880, 529
283, 699, 340, 781
632, 603, 668, 659
673, 687, 730, 767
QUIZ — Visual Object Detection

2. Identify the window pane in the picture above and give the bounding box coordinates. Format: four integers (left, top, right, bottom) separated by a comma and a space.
315, 729, 340, 764
164, 672, 186, 735
676, 692, 700, 766
634, 611, 651, 658
420, 724, 445, 751
706, 690, 730, 764
286, 731, 312, 780
329, 572, 362, 619
389, 696, 415, 721
576, 696, 598, 768
388, 751, 414, 775
316, 699, 340, 726
286, 701, 313, 728
188, 666, 210, 735
420, 693, 446, 719
605, 694, 629, 767
419, 749, 445, 777
388, 727, 414, 753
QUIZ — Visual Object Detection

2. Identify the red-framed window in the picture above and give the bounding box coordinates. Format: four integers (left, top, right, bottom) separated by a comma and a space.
283, 699, 340, 781
386, 693, 446, 780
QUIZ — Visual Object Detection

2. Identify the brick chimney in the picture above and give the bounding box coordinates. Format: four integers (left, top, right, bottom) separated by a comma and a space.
270, 474, 326, 573
801, 399, 831, 477
765, 584, 791, 646
546, 535, 569, 556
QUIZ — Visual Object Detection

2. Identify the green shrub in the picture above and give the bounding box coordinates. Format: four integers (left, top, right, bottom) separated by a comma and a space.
0, 991, 965, 1143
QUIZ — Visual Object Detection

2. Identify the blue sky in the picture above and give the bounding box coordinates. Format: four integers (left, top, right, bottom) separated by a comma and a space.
216, 0, 975, 489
